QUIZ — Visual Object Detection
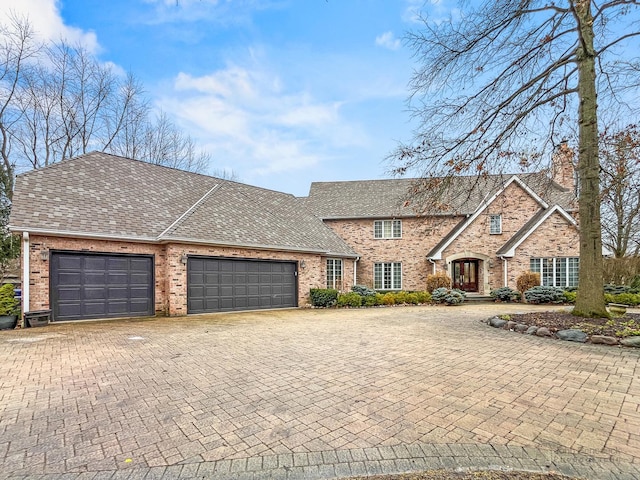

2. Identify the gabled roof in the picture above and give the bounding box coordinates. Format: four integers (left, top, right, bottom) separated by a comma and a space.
424, 175, 561, 260
304, 173, 575, 220
496, 205, 578, 258
9, 152, 357, 257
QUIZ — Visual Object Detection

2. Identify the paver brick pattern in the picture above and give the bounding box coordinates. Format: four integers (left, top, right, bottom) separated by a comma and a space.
0, 304, 639, 477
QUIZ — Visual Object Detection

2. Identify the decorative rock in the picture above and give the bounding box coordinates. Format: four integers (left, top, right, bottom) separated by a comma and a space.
489, 317, 508, 328
620, 336, 640, 348
525, 326, 539, 335
535, 327, 553, 337
591, 335, 618, 345
515, 323, 529, 333
556, 329, 588, 343
506, 321, 517, 330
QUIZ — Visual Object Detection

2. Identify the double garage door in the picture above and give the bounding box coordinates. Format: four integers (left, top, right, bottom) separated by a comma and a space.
187, 257, 297, 313
50, 252, 297, 321
50, 252, 154, 321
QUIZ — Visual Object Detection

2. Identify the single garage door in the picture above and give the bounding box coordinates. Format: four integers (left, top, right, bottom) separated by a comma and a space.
187, 257, 297, 313
50, 252, 154, 321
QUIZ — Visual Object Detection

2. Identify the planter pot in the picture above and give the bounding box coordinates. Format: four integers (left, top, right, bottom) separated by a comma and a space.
0, 314, 18, 330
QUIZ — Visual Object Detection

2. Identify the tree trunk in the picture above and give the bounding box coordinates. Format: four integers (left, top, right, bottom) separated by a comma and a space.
573, 0, 608, 317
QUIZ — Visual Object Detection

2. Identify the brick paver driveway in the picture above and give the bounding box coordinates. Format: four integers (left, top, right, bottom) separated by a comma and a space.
1, 304, 639, 479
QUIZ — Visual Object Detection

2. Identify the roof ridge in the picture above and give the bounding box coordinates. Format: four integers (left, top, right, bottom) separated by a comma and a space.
157, 183, 223, 239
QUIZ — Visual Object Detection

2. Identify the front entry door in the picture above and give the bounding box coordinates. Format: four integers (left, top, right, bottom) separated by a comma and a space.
452, 259, 479, 292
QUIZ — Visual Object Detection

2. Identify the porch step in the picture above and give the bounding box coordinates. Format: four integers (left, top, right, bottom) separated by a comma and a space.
463, 294, 494, 303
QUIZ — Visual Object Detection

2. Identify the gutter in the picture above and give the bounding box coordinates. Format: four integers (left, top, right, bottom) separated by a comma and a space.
8, 227, 358, 259
353, 256, 360, 285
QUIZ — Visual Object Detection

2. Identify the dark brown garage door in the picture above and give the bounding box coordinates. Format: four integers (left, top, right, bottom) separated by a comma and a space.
187, 257, 297, 313
50, 252, 154, 321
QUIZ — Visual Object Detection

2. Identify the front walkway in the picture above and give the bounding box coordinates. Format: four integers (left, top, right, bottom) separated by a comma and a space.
0, 304, 638, 479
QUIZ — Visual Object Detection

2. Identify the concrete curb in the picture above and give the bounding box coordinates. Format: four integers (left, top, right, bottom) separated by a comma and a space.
4, 443, 639, 480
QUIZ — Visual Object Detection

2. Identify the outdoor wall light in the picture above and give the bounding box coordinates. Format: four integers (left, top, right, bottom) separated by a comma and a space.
300, 260, 306, 269
180, 253, 188, 265
40, 249, 49, 261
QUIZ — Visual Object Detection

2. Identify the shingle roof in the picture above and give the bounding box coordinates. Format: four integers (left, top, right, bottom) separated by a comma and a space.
9, 152, 357, 257
304, 173, 575, 219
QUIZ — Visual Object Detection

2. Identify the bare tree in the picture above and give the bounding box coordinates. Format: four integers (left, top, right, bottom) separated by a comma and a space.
0, 15, 39, 200
600, 124, 640, 258
1, 16, 217, 176
392, 0, 640, 317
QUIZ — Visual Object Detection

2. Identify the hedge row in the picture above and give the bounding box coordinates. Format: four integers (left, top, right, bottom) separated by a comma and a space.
310, 287, 433, 308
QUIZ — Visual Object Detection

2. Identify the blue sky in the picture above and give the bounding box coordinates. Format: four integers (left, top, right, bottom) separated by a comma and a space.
2, 0, 451, 196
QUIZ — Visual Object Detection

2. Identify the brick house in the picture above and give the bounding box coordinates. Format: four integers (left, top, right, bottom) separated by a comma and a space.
9, 152, 358, 323
9, 148, 579, 323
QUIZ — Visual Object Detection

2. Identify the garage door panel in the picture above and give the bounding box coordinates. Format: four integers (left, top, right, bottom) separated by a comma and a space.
84, 287, 107, 300
58, 287, 81, 301
51, 253, 153, 321
84, 272, 107, 285
187, 257, 297, 313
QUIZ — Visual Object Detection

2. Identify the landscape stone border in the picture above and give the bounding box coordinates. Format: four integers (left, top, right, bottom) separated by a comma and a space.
485, 315, 640, 347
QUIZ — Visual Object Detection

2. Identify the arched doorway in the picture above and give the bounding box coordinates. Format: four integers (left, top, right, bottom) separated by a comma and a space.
452, 258, 479, 292
445, 252, 491, 294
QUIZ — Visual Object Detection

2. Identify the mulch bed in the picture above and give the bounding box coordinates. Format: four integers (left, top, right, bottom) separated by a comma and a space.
509, 311, 640, 337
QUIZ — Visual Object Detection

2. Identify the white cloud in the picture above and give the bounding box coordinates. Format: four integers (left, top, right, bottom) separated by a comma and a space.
375, 31, 401, 51
158, 62, 368, 181
0, 0, 99, 52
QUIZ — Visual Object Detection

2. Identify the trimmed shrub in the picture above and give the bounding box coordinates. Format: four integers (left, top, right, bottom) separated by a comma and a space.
337, 292, 362, 307
426, 272, 452, 293
516, 272, 540, 296
310, 288, 338, 307
443, 289, 465, 305
393, 291, 409, 304
432, 287, 465, 305
381, 292, 396, 305
608, 292, 640, 306
405, 292, 420, 305
563, 290, 577, 304
490, 287, 520, 302
604, 284, 634, 295
431, 287, 449, 303
414, 291, 432, 304
363, 294, 379, 307
0, 283, 19, 316
352, 284, 376, 297
524, 286, 564, 304
375, 293, 386, 305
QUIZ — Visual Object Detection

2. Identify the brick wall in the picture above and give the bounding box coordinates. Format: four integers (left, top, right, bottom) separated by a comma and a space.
25, 236, 354, 317
324, 181, 579, 294
505, 211, 580, 287
26, 235, 167, 314
324, 217, 460, 291
441, 181, 543, 292
164, 243, 349, 314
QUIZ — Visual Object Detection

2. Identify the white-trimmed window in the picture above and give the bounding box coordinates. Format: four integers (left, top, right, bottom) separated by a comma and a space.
530, 257, 579, 287
489, 214, 502, 234
326, 259, 343, 289
374, 262, 402, 290
374, 219, 402, 239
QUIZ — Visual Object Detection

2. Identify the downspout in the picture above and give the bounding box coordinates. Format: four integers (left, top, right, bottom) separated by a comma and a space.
498, 255, 508, 287
353, 257, 359, 286
427, 258, 437, 275
22, 232, 30, 319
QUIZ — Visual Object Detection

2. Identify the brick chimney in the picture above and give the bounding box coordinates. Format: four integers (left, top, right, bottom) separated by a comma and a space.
551, 140, 576, 193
